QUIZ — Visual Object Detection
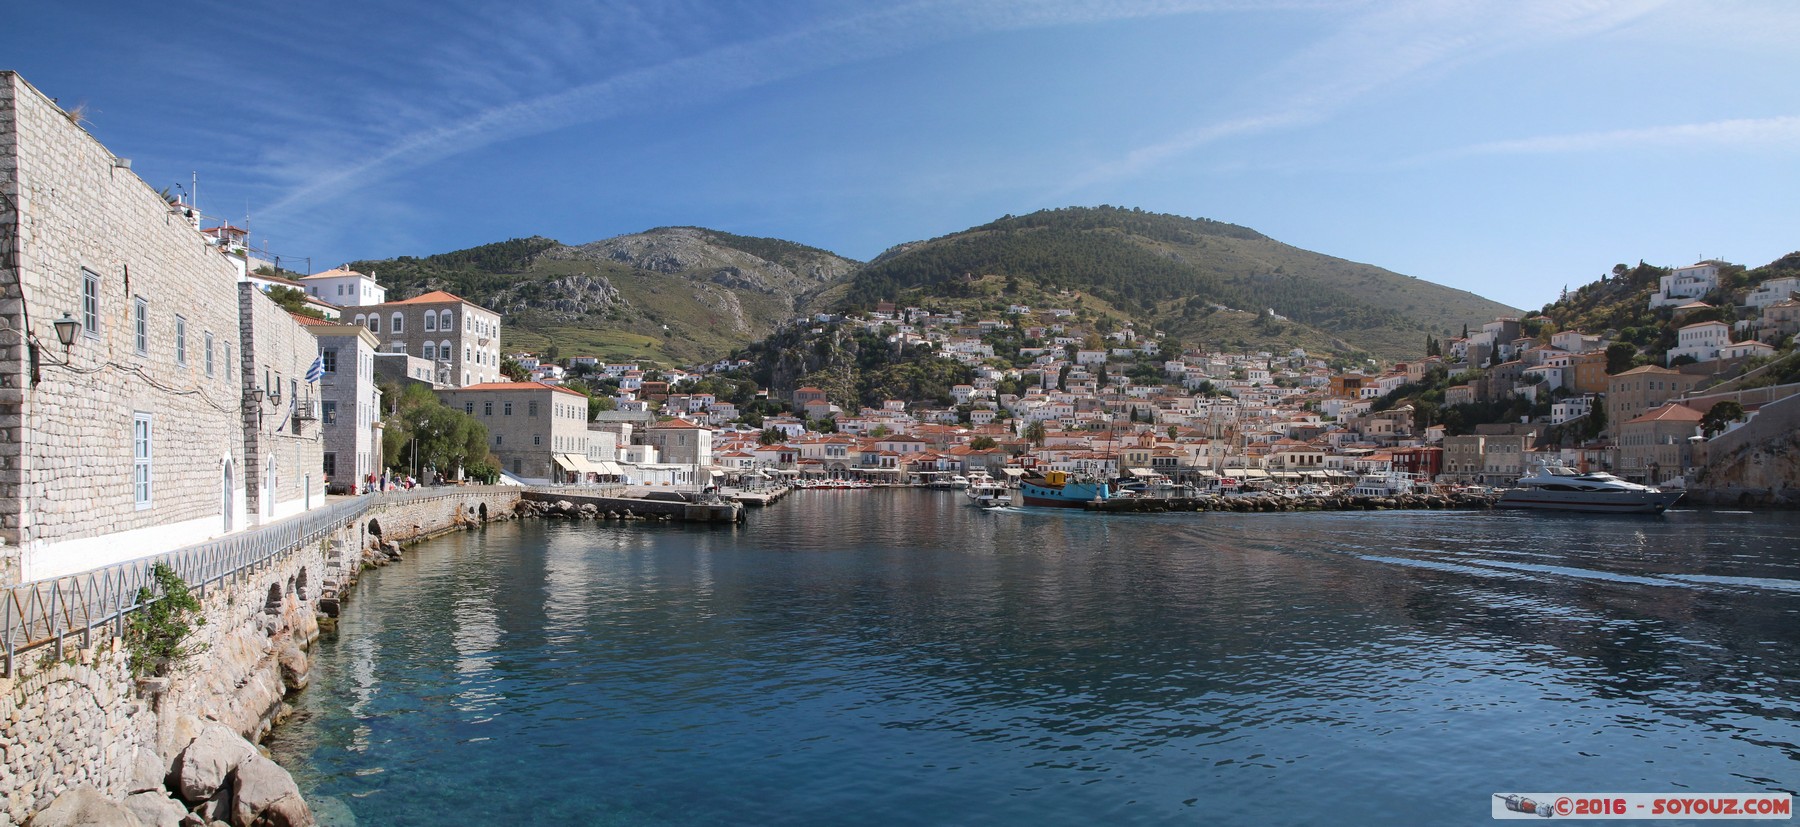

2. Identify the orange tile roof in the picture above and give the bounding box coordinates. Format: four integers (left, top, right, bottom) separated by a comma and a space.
453, 381, 586, 398
388, 290, 496, 313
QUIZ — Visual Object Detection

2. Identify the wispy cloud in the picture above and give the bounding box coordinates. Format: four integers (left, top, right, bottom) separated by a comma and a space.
255, 0, 1345, 219
1057, 0, 1674, 192
1432, 116, 1800, 158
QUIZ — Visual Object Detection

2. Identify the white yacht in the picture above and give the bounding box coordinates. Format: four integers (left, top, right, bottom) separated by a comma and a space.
1495, 463, 1682, 514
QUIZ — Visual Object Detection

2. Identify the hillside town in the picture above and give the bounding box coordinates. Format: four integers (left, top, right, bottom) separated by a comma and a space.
5, 69, 1798, 587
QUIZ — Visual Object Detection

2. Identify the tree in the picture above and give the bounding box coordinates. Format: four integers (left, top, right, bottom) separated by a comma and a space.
759, 427, 785, 446
970, 436, 998, 450
1605, 342, 1640, 375
1023, 420, 1047, 446
870, 424, 892, 438
264, 285, 324, 320
1702, 401, 1744, 436
500, 356, 531, 383
381, 382, 492, 479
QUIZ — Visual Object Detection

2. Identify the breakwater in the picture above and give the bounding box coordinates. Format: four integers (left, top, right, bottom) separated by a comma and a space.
1085, 490, 1499, 513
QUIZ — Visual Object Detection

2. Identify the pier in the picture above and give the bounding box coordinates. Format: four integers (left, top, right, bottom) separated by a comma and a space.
1084, 490, 1500, 513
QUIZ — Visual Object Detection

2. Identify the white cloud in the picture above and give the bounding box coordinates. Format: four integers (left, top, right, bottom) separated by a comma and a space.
258, 0, 1347, 219
1057, 0, 1674, 191
1443, 116, 1800, 157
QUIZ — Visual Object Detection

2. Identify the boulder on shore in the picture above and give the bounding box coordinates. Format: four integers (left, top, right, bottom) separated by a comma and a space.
175, 725, 256, 804
26, 785, 143, 827
230, 754, 314, 827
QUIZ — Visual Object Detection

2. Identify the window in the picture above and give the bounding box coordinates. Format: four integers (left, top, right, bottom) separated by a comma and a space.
133, 298, 148, 355
390, 343, 406, 353
439, 340, 452, 361
82, 270, 101, 338
495, 434, 503, 446
133, 413, 152, 509
464, 402, 474, 414
175, 316, 188, 365
205, 332, 215, 376
504, 402, 513, 416
322, 452, 337, 477
321, 349, 338, 373
483, 401, 493, 416
440, 310, 453, 330
391, 312, 404, 334
367, 316, 379, 334
423, 343, 435, 360
533, 435, 541, 445
424, 313, 436, 332
322, 401, 338, 425
529, 401, 539, 417
225, 344, 232, 378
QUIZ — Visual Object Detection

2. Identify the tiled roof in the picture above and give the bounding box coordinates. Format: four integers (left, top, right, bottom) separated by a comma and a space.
453, 381, 586, 398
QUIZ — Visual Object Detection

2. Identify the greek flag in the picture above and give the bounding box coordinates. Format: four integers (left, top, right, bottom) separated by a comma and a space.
305, 354, 325, 383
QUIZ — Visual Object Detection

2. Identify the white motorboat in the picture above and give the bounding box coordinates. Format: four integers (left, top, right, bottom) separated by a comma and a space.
1495, 463, 1682, 514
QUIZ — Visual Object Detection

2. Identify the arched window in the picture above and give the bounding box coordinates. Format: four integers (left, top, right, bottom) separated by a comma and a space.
424, 312, 436, 332
440, 310, 454, 330
423, 342, 436, 360
353, 314, 366, 327
440, 340, 453, 361
367, 315, 379, 334
391, 312, 404, 333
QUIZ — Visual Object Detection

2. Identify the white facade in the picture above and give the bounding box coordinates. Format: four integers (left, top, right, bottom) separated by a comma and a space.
1666, 320, 1730, 365
1650, 263, 1721, 308
1745, 276, 1800, 309
302, 267, 387, 307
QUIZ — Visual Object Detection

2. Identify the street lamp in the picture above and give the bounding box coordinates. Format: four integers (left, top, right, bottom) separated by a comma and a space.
52, 313, 80, 349
411, 419, 429, 483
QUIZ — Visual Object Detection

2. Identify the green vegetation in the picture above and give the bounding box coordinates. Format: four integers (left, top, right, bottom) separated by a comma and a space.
125, 563, 206, 677
380, 382, 493, 480
840, 206, 1513, 360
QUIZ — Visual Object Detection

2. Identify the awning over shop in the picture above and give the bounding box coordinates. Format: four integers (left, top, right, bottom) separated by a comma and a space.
1000, 468, 1026, 477
1241, 469, 1271, 478
1126, 467, 1157, 477
592, 461, 625, 476
553, 455, 580, 472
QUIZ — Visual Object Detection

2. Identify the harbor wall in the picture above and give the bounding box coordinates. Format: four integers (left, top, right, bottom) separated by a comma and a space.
1690, 391, 1800, 507
0, 487, 522, 824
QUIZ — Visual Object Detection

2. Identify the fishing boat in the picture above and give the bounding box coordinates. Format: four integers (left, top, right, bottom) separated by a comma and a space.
1018, 469, 1111, 508
966, 472, 1010, 507
1495, 462, 1682, 514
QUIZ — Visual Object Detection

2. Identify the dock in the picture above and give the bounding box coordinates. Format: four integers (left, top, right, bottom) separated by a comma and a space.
727, 485, 793, 507
1084, 490, 1500, 513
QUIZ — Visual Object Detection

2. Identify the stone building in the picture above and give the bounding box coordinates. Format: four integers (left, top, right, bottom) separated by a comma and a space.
238, 284, 328, 523
1605, 365, 1701, 435
438, 381, 590, 483
0, 72, 322, 583
298, 317, 383, 493
642, 418, 714, 469
1616, 402, 1703, 484
352, 289, 503, 387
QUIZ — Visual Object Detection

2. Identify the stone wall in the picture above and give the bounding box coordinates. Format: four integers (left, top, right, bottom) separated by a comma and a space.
0, 71, 249, 583
239, 283, 327, 525
0, 486, 523, 823
1690, 390, 1800, 507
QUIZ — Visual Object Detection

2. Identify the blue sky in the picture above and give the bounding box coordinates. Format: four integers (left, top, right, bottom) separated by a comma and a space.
7, 0, 1797, 310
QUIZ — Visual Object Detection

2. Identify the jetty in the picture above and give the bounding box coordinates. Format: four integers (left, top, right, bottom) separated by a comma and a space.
1084, 490, 1499, 513
518, 489, 744, 522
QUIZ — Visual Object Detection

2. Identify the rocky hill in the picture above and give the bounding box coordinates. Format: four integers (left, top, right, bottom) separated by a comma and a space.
828, 206, 1518, 361
351, 208, 1522, 366
350, 229, 856, 366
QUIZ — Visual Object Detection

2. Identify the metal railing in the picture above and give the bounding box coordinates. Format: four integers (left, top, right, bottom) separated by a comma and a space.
0, 484, 519, 677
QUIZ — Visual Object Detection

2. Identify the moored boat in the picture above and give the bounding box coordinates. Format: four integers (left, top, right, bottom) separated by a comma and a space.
1495, 463, 1682, 514
1018, 470, 1111, 508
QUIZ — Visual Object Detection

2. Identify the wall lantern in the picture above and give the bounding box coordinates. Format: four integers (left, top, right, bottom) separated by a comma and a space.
52, 313, 80, 349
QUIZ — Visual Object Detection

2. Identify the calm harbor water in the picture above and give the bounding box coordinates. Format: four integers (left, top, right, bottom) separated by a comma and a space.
267, 492, 1800, 825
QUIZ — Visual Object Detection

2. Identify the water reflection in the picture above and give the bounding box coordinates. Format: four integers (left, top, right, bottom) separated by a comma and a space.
268, 493, 1800, 826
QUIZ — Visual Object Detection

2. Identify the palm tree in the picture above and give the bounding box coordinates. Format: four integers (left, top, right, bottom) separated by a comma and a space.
1023, 420, 1046, 446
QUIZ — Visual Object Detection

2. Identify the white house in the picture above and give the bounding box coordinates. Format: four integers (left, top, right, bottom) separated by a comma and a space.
1666, 320, 1730, 365
301, 267, 387, 307
1650, 262, 1721, 308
